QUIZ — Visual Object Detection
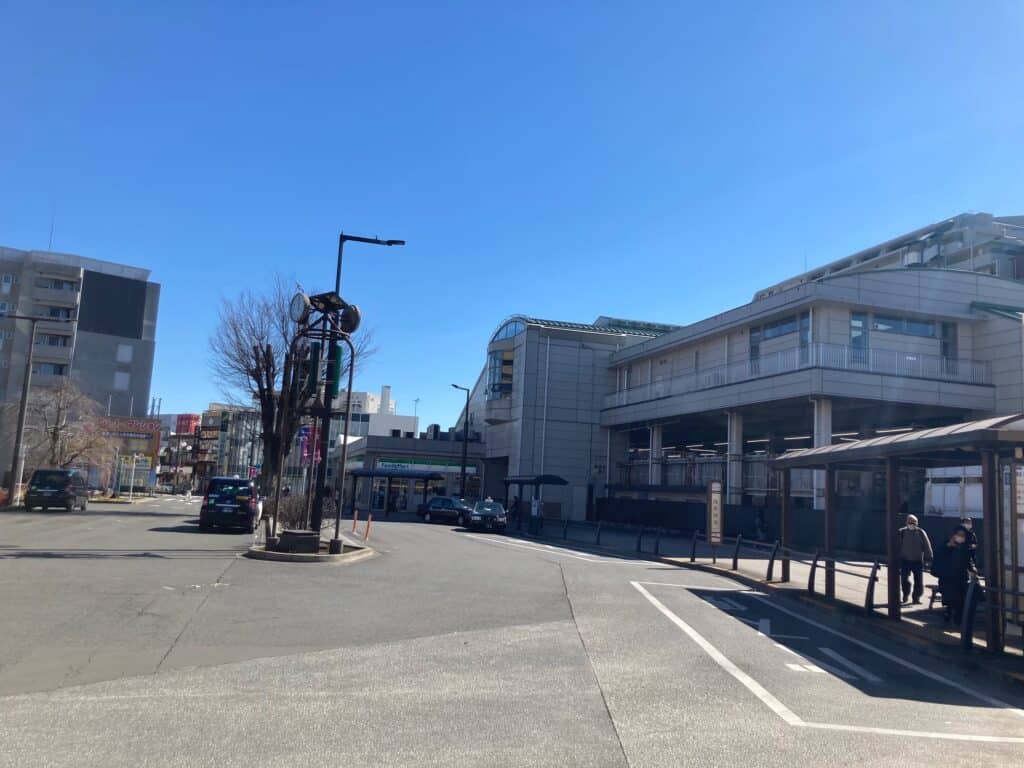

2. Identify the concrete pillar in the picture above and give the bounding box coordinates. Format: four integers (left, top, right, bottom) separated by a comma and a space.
649, 424, 663, 486
726, 410, 743, 505
606, 429, 630, 488
812, 398, 832, 510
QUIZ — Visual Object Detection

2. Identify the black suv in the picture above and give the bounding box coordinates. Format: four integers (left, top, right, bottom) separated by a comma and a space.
199, 477, 260, 532
24, 469, 89, 512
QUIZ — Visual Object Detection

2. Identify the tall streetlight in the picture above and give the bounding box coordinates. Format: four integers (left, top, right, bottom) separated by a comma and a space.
310, 232, 405, 537
451, 384, 470, 498
4, 313, 74, 507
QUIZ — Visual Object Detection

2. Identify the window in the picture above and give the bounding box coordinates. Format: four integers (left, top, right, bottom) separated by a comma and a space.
32, 362, 67, 376
941, 322, 958, 360
491, 319, 526, 342
43, 306, 74, 320
35, 277, 78, 291
116, 343, 133, 363
35, 334, 71, 347
0, 301, 7, 313
113, 371, 131, 391
1, 274, 10, 295
872, 314, 935, 337
851, 312, 868, 364
749, 327, 761, 360
486, 349, 514, 399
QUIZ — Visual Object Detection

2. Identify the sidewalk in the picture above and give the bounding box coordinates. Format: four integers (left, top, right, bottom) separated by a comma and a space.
522, 519, 1024, 687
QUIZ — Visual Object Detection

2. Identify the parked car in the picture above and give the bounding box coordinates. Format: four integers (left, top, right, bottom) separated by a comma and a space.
199, 476, 260, 532
24, 469, 89, 512
416, 496, 474, 525
464, 500, 507, 532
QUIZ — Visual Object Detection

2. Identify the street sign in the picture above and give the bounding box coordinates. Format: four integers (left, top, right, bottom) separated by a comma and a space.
708, 480, 723, 545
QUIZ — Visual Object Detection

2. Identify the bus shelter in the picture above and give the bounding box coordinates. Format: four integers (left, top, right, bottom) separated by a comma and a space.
772, 414, 1024, 653
344, 468, 445, 518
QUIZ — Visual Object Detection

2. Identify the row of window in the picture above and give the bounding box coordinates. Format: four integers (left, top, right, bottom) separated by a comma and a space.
33, 362, 67, 376
35, 276, 78, 291
486, 349, 514, 398
750, 312, 810, 360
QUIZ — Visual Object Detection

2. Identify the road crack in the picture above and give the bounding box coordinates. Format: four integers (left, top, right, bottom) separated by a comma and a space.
558, 563, 631, 768
153, 555, 239, 673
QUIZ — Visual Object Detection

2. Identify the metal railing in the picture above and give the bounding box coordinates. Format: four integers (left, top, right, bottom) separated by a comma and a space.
959, 579, 1024, 655
604, 342, 991, 408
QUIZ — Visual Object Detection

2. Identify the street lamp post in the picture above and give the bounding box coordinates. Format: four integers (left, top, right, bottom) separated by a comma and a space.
4, 313, 73, 507
310, 232, 405, 537
451, 384, 470, 498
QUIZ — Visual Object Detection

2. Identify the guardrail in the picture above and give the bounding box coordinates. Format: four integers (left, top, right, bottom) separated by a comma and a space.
604, 342, 991, 409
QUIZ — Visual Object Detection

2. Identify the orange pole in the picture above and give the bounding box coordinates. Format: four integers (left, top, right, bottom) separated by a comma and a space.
352, 507, 359, 533
364, 512, 373, 541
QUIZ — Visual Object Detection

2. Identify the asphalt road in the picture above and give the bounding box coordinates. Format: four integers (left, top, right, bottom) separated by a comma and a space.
1, 498, 1022, 767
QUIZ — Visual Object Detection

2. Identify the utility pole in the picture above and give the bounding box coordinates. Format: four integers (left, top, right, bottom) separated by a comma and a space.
4, 314, 71, 506
451, 384, 470, 498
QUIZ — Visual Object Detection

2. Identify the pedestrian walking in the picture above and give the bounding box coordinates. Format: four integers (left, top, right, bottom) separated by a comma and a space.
897, 514, 933, 604
932, 526, 975, 624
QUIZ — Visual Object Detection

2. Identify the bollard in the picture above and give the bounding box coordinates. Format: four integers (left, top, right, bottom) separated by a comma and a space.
808, 549, 820, 595
596, 521, 603, 545
352, 507, 359, 533
731, 534, 742, 570
690, 530, 698, 562
636, 527, 644, 553
864, 560, 880, 614
364, 512, 373, 541
960, 579, 979, 651
654, 527, 662, 556
766, 540, 780, 582
563, 518, 569, 540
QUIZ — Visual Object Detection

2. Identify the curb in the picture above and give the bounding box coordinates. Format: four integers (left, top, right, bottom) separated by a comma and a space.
520, 527, 1024, 693
245, 544, 376, 564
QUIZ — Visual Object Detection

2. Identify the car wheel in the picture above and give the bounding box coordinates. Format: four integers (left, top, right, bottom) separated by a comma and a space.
65, 501, 74, 513
424, 511, 432, 523
199, 517, 211, 531
457, 514, 465, 527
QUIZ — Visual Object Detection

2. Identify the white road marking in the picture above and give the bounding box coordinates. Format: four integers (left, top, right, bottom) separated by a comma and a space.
461, 533, 637, 564
803, 664, 827, 674
786, 663, 806, 672
798, 656, 855, 680
632, 581, 1024, 743
748, 594, 1024, 718
819, 647, 882, 684
758, 618, 770, 637
775, 643, 801, 657
636, 581, 767, 595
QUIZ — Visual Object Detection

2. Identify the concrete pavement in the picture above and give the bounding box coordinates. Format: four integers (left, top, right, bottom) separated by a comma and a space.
2, 502, 1023, 766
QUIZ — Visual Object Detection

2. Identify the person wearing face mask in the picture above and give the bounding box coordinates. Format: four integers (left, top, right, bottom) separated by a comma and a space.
958, 517, 979, 569
932, 526, 975, 624
897, 514, 933, 604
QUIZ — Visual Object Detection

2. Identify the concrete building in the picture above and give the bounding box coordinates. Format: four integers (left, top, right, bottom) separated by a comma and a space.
0, 246, 160, 478
462, 316, 680, 518
463, 212, 1024, 522
601, 211, 1024, 513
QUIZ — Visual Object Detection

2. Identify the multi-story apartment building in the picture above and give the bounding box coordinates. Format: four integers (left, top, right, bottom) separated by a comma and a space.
0, 247, 160, 480
465, 212, 1024, 520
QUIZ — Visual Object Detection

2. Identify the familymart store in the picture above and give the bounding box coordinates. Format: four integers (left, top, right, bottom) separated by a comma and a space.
343, 435, 486, 513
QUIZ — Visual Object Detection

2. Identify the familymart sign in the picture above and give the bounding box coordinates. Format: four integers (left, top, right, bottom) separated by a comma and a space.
375, 457, 477, 475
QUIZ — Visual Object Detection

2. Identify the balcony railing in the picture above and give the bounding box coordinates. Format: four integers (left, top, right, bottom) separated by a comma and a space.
604, 342, 992, 409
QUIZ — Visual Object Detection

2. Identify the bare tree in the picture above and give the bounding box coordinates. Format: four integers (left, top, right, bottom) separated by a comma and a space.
208, 275, 375, 494
19, 379, 115, 472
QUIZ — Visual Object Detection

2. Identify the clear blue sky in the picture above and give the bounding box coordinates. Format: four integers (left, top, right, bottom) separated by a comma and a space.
2, 2, 1022, 429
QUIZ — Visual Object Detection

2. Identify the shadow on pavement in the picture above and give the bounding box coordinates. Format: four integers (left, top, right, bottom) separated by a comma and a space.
0, 546, 241, 560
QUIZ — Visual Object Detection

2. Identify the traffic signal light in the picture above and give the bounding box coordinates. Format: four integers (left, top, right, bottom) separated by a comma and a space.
326, 341, 342, 400
339, 303, 361, 334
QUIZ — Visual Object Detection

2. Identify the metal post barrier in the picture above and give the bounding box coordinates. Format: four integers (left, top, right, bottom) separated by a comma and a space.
352, 507, 359, 533
690, 529, 698, 563
864, 560, 880, 615
563, 518, 569, 540
596, 521, 602, 545
364, 512, 372, 541
960, 579, 979, 651
654, 528, 662, 556
636, 527, 644, 553
731, 534, 742, 570
766, 540, 780, 582
808, 549, 820, 595
825, 556, 836, 600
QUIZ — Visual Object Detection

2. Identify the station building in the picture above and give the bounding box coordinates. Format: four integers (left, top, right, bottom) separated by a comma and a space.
462, 212, 1024, 522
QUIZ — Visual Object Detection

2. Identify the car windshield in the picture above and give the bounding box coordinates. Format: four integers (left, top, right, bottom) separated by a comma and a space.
474, 502, 504, 514
30, 471, 70, 489
208, 482, 250, 497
